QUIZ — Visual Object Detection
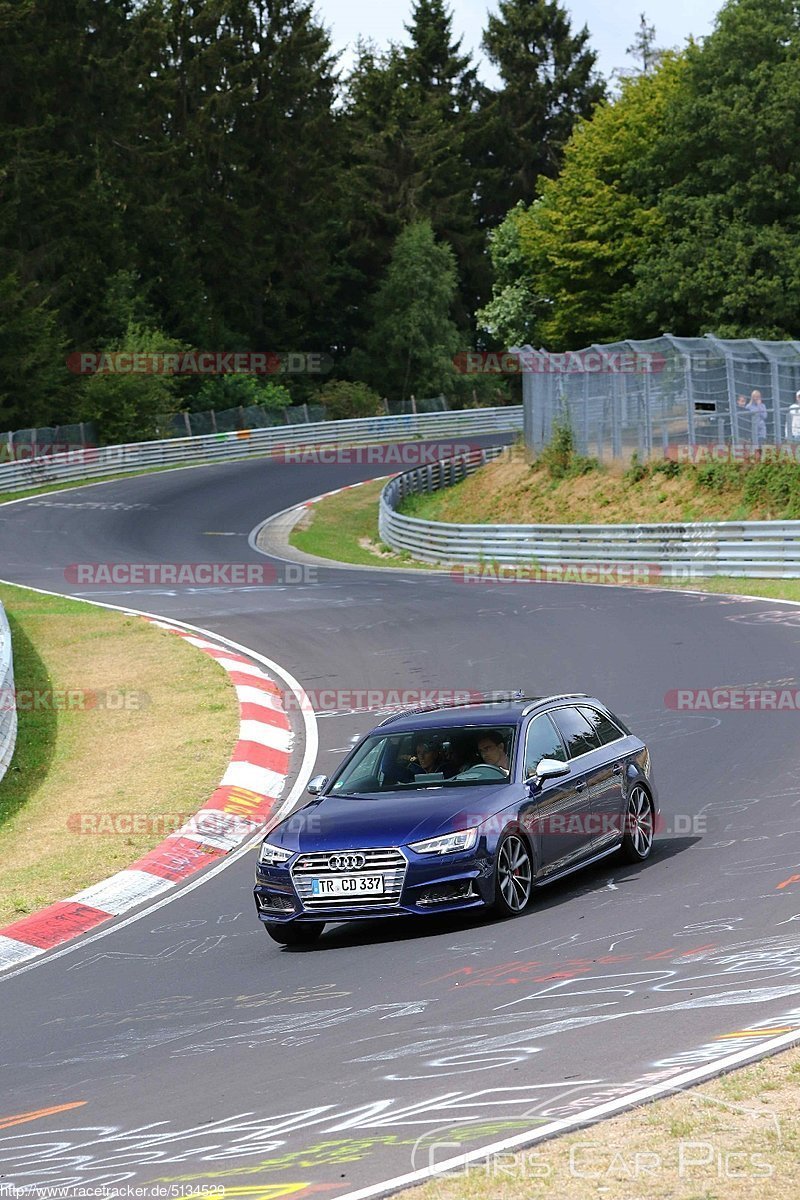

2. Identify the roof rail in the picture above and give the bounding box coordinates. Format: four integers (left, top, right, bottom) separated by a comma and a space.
522, 692, 590, 716
376, 690, 538, 727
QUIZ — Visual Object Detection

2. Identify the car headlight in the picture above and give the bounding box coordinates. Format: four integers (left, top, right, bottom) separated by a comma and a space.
408, 828, 478, 855
258, 841, 293, 866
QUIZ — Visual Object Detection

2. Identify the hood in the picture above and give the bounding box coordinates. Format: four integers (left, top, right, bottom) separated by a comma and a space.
269, 784, 516, 852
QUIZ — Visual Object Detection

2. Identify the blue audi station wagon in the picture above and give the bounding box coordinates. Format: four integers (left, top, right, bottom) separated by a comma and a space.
254, 694, 658, 944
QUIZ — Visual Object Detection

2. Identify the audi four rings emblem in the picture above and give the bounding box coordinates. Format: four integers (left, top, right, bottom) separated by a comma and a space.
328, 853, 366, 871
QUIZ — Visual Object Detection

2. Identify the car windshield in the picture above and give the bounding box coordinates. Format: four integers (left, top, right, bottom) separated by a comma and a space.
329, 724, 516, 795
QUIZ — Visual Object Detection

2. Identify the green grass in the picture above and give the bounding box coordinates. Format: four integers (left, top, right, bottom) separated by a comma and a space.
289, 475, 800, 607
289, 480, 436, 569
0, 583, 239, 924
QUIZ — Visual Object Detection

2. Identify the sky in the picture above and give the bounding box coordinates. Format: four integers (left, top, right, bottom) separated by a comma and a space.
317, 0, 724, 85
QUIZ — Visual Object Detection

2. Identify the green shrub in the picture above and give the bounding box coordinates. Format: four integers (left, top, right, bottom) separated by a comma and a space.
743, 460, 800, 517
539, 414, 600, 480
318, 380, 383, 421
652, 457, 682, 478
195, 375, 292, 411
624, 452, 648, 484
695, 460, 743, 492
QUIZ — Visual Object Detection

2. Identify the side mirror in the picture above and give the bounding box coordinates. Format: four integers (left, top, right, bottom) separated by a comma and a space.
306, 774, 328, 796
534, 758, 570, 781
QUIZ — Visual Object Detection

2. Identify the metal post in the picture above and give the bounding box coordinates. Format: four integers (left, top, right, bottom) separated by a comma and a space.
611, 375, 622, 459
210, 409, 218, 433
644, 370, 653, 457
183, 411, 192, 437
769, 356, 781, 445
583, 372, 590, 457
703, 334, 736, 447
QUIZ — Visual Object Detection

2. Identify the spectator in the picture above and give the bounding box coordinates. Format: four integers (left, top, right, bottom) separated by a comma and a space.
737, 389, 768, 456
785, 391, 800, 443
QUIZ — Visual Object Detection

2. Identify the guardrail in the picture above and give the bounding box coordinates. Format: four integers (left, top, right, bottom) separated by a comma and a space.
0, 600, 17, 783
0, 408, 522, 496
379, 447, 800, 578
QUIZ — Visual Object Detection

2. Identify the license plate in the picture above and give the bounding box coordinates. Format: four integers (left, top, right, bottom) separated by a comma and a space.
310, 874, 385, 896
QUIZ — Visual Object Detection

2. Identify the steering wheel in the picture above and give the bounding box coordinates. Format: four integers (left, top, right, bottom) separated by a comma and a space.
455, 764, 508, 780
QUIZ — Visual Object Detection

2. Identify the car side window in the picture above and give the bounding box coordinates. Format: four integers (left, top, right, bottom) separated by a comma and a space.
550, 707, 601, 759
524, 714, 567, 777
578, 706, 624, 747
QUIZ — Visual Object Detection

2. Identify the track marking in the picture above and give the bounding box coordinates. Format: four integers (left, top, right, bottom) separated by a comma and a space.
0, 1101, 86, 1130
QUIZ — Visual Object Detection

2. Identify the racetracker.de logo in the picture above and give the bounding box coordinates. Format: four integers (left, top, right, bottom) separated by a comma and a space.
0, 688, 150, 712
665, 687, 800, 710
0, 443, 99, 463
453, 349, 666, 375
281, 688, 516, 713
64, 562, 318, 586
274, 441, 478, 465
451, 564, 663, 585
667, 443, 800, 463
66, 351, 333, 375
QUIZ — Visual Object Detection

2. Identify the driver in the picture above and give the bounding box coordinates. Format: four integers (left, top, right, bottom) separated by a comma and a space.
477, 730, 510, 772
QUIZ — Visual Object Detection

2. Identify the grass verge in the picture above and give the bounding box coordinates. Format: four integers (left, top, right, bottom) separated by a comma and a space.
400, 1044, 800, 1200
0, 584, 239, 925
289, 480, 436, 569
398, 446, 800, 525
288, 481, 800, 605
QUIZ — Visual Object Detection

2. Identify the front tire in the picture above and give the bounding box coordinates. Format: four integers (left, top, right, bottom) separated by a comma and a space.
620, 784, 654, 862
492, 832, 533, 916
264, 921, 324, 945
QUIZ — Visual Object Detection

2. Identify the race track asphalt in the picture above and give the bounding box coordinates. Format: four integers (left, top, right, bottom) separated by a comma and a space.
0, 445, 799, 1196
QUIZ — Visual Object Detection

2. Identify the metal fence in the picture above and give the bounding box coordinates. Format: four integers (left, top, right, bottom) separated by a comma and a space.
160, 394, 450, 437
0, 407, 522, 496
520, 335, 800, 459
0, 423, 97, 460
0, 600, 17, 784
379, 447, 800, 577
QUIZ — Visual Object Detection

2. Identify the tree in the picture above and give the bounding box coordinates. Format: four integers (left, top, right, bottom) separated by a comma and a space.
476, 206, 542, 347
625, 14, 664, 76
478, 54, 685, 348
479, 0, 606, 225
632, 0, 800, 337
77, 322, 188, 443
355, 221, 461, 401
0, 0, 142, 346
0, 273, 73, 431
317, 380, 383, 420
338, 4, 485, 349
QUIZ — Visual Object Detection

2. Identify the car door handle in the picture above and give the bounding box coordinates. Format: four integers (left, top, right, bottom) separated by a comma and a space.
575, 781, 586, 792
612, 763, 624, 775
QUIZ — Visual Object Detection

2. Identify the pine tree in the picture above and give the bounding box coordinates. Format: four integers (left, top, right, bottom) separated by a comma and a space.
356, 220, 461, 402
625, 13, 664, 76
479, 0, 606, 225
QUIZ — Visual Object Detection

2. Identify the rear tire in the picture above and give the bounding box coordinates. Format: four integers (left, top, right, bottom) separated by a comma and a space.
264, 921, 324, 945
620, 784, 654, 862
492, 832, 533, 917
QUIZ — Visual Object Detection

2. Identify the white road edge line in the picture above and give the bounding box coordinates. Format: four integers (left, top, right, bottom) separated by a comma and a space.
0, 578, 319, 983
335, 1026, 800, 1200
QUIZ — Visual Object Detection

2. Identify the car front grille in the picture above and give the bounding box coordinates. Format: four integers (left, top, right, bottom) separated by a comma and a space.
291, 848, 407, 909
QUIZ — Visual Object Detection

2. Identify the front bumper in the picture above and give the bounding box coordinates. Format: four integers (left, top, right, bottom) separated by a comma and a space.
254, 846, 494, 923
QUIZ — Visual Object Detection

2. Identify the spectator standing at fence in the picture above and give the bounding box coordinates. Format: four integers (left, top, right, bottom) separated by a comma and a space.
737, 389, 768, 456
785, 391, 800, 443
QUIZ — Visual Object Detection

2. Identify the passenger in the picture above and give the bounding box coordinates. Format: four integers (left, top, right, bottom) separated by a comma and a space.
413, 737, 445, 776
477, 729, 510, 772
441, 735, 477, 778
